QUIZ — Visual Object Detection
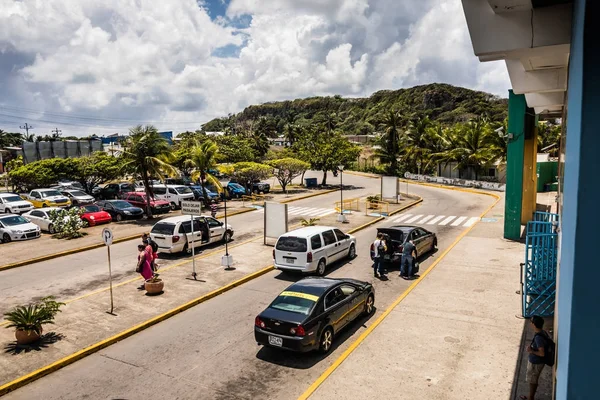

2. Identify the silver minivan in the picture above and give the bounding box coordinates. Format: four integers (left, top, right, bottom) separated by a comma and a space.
150, 185, 195, 210
273, 226, 356, 276
150, 215, 234, 254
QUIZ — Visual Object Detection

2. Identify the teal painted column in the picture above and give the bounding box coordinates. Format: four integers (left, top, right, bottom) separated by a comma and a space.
504, 90, 526, 240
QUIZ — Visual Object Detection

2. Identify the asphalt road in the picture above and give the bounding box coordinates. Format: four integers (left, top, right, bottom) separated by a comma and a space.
0, 172, 379, 314
2, 181, 494, 400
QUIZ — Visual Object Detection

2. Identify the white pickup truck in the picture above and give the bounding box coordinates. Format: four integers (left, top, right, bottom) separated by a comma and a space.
0, 193, 34, 214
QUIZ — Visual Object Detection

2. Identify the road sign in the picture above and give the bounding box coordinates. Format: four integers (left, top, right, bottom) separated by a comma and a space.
102, 228, 113, 246
181, 201, 202, 215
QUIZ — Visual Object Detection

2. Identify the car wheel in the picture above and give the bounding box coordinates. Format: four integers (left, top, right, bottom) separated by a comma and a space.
48, 224, 55, 234
170, 202, 177, 211
348, 244, 356, 259
183, 243, 192, 255
42, 203, 48, 208
316, 259, 326, 276
363, 294, 375, 315
116, 214, 123, 222
318, 327, 334, 354
223, 231, 232, 243
2, 233, 11, 243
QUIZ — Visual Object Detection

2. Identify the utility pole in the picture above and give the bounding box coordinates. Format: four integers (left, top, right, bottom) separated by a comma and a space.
20, 123, 34, 136
51, 127, 62, 138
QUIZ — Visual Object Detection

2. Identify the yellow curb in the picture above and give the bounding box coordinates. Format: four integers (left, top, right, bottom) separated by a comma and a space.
344, 170, 380, 179
0, 190, 337, 273
0, 191, 422, 395
0, 264, 276, 398
298, 193, 500, 400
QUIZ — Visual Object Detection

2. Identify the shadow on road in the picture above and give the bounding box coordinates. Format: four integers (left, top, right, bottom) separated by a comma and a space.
255, 309, 376, 370
272, 257, 361, 283
4, 332, 64, 355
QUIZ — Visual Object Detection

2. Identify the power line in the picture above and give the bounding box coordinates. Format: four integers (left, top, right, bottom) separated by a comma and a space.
51, 127, 62, 137
19, 122, 33, 136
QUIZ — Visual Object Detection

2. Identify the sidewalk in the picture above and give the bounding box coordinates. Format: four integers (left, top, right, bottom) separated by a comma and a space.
308, 197, 554, 399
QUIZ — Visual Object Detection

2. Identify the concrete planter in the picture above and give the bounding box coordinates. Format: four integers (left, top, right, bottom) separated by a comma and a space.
15, 328, 41, 345
145, 279, 164, 295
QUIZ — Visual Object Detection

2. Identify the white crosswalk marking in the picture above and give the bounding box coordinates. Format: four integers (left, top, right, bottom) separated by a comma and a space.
405, 214, 424, 223
439, 216, 456, 226
254, 206, 336, 218
464, 217, 480, 227
451, 216, 468, 226
428, 215, 446, 225
391, 214, 413, 223
418, 215, 435, 224
288, 207, 311, 215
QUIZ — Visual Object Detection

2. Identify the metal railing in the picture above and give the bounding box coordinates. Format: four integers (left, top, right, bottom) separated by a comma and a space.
335, 198, 360, 213
365, 200, 389, 216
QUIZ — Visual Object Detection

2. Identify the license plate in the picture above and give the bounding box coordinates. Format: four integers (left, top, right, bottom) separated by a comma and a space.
268, 335, 283, 347
284, 257, 295, 264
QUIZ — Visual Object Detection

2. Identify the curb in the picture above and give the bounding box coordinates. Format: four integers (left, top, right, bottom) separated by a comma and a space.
398, 178, 502, 200
0, 194, 423, 396
0, 190, 338, 273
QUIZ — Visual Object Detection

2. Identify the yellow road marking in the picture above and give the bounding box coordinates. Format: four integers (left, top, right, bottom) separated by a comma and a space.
297, 192, 500, 400
280, 291, 319, 302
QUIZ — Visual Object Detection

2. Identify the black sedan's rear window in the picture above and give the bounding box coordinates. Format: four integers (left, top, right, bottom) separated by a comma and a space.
151, 222, 175, 235
276, 237, 307, 252
270, 291, 318, 315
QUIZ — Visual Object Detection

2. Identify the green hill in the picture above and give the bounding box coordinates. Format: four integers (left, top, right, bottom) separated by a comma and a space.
201, 83, 508, 136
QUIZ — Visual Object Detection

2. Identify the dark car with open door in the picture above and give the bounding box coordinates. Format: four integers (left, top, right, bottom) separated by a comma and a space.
371, 225, 437, 269
254, 277, 374, 354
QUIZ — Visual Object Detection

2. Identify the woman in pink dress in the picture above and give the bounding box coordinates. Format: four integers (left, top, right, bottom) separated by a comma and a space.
136, 244, 153, 289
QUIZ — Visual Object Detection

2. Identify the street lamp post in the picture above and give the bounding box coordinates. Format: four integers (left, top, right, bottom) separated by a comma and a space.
221, 187, 234, 270
337, 164, 347, 223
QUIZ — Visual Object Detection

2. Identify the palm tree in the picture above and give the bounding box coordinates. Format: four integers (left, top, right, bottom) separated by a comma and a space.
376, 111, 401, 175
403, 116, 433, 174
188, 140, 222, 207
0, 130, 23, 147
121, 125, 178, 218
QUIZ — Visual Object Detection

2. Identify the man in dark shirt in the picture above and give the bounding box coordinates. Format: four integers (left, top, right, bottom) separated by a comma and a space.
399, 239, 417, 279
522, 315, 548, 400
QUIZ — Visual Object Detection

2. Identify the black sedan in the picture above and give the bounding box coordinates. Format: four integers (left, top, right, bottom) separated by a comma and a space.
254, 277, 375, 354
372, 225, 437, 267
95, 200, 144, 222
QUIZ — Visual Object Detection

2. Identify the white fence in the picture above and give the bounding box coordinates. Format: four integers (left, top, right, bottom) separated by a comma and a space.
403, 172, 506, 192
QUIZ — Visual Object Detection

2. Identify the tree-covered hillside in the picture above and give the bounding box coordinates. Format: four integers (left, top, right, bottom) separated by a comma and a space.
201, 83, 508, 136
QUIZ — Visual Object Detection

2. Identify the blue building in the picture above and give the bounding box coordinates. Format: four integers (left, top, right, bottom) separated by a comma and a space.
461, 1, 596, 398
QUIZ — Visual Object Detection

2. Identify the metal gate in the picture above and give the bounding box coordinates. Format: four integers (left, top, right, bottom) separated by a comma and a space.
521, 212, 559, 317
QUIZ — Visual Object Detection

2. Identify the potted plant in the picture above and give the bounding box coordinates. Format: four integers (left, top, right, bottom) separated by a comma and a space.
301, 217, 320, 227
145, 275, 164, 295
4, 297, 65, 345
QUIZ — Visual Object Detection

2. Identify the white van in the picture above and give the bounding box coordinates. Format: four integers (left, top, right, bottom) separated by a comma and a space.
150, 184, 195, 210
149, 215, 234, 254
273, 226, 357, 276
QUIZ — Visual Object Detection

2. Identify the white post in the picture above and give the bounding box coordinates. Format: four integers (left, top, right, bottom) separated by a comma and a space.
107, 245, 114, 314
191, 214, 196, 279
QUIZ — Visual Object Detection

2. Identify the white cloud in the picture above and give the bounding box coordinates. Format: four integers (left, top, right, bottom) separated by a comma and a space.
0, 0, 510, 136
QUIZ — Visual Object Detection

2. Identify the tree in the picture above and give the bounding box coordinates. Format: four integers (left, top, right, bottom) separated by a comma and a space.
231, 162, 273, 192
121, 125, 178, 217
268, 158, 310, 193
250, 130, 270, 160
0, 130, 23, 147
294, 129, 361, 185
213, 135, 255, 163
403, 116, 433, 174
72, 152, 125, 194
188, 140, 222, 206
376, 111, 402, 175
8, 158, 79, 191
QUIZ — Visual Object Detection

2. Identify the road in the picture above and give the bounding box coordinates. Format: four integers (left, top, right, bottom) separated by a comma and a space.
0, 172, 379, 314
2, 181, 494, 400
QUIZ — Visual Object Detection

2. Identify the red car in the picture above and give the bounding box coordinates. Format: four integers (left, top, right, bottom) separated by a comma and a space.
122, 192, 171, 215
80, 205, 112, 226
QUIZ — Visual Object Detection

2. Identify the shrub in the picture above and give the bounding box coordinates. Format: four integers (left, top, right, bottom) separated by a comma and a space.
4, 296, 65, 335
49, 207, 85, 239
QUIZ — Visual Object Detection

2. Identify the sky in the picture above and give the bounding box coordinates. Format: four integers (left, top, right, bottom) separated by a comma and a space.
0, 0, 511, 137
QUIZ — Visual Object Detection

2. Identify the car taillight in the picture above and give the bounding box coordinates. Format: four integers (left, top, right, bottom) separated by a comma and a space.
307, 252, 313, 263
273, 249, 275, 259
399, 245, 403, 252
173, 235, 180, 243
290, 325, 306, 337
255, 316, 265, 329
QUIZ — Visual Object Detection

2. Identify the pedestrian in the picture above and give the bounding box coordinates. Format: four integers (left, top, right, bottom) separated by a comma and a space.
136, 244, 153, 289
521, 315, 551, 400
371, 233, 387, 278
142, 234, 159, 273
210, 200, 218, 218
400, 239, 417, 279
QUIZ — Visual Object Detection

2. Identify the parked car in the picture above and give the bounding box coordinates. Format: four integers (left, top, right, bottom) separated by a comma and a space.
164, 177, 194, 186
0, 214, 41, 242
97, 183, 136, 200
150, 214, 233, 254
0, 193, 34, 214
80, 205, 112, 227
95, 200, 144, 222
251, 181, 271, 194
22, 207, 64, 233
121, 192, 171, 215
55, 181, 84, 190
273, 226, 356, 276
226, 182, 246, 199
22, 189, 71, 208
60, 189, 95, 206
190, 186, 220, 203
254, 277, 375, 353
150, 184, 195, 210
371, 225, 437, 268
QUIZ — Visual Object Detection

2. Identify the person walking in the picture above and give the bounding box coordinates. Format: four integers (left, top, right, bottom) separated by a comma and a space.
521, 315, 551, 400
210, 200, 218, 218
142, 234, 159, 273
400, 239, 417, 279
371, 233, 387, 278
136, 244, 153, 289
